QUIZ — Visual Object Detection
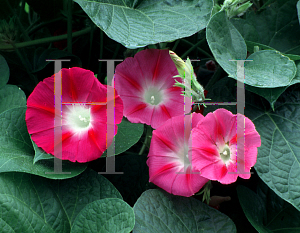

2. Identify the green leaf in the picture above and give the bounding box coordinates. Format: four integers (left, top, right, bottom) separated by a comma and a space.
206, 11, 247, 79
245, 60, 300, 110
0, 107, 87, 179
0, 85, 26, 114
0, 55, 9, 88
103, 117, 144, 157
231, 0, 300, 55
244, 50, 296, 88
133, 189, 236, 233
0, 169, 122, 233
74, 0, 214, 49
32, 138, 55, 163
237, 182, 300, 233
71, 198, 135, 233
207, 12, 297, 88
244, 84, 300, 212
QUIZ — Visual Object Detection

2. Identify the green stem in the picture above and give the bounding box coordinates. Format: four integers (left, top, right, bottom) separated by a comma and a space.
0, 27, 91, 50
66, 0, 73, 54
172, 39, 180, 51
181, 39, 213, 59
205, 65, 223, 91
112, 43, 121, 59
98, 29, 104, 81
139, 125, 153, 155
87, 25, 95, 69
27, 17, 64, 36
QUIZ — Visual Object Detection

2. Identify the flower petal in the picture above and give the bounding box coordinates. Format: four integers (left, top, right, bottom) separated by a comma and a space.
114, 49, 184, 129
26, 67, 123, 163
147, 113, 207, 196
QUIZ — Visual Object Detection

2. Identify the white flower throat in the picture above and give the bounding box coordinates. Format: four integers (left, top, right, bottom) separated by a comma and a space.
66, 105, 92, 132
144, 87, 163, 106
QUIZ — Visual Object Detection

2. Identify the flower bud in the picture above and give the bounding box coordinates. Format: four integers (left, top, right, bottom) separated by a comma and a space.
170, 51, 209, 106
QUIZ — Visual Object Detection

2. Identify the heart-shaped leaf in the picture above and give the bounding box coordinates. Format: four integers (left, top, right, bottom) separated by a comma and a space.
0, 85, 26, 114
74, 0, 214, 48
231, 0, 300, 55
207, 11, 297, 88
237, 182, 300, 233
206, 11, 247, 80
0, 107, 87, 179
133, 189, 236, 232
0, 169, 122, 232
71, 198, 135, 233
245, 85, 300, 212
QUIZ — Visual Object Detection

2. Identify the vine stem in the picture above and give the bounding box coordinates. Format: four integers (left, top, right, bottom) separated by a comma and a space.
0, 27, 92, 50
180, 39, 213, 59
139, 125, 153, 155
66, 0, 73, 54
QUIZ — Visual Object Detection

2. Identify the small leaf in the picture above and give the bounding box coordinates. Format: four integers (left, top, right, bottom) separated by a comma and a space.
71, 198, 135, 233
32, 138, 54, 164
0, 55, 9, 88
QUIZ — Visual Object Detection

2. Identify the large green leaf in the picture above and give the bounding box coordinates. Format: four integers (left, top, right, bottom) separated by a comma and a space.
206, 11, 247, 80
0, 85, 26, 114
207, 11, 297, 88
74, 0, 214, 49
245, 60, 300, 110
103, 117, 144, 157
0, 107, 87, 179
0, 169, 122, 233
244, 50, 296, 88
237, 182, 300, 233
232, 0, 300, 55
71, 198, 135, 233
133, 189, 236, 233
0, 55, 9, 88
245, 85, 300, 212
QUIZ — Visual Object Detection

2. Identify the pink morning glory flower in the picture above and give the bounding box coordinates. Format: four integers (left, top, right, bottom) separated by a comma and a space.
25, 67, 123, 163
147, 113, 209, 197
190, 108, 261, 184
114, 49, 184, 129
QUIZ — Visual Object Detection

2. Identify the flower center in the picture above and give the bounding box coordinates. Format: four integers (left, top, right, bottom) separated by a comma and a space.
144, 87, 163, 106
220, 144, 231, 163
66, 105, 92, 132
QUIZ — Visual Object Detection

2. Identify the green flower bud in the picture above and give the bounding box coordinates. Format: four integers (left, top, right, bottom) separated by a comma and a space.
170, 53, 210, 106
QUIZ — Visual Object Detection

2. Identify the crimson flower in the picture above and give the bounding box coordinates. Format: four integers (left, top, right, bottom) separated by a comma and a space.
114, 49, 184, 129
190, 108, 261, 184
147, 113, 209, 197
26, 67, 123, 163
